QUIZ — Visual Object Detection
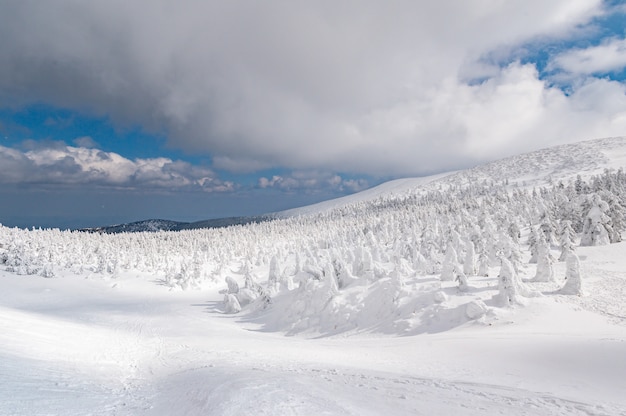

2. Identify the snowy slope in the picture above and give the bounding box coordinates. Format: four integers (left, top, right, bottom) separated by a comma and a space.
281, 136, 626, 216
277, 172, 454, 217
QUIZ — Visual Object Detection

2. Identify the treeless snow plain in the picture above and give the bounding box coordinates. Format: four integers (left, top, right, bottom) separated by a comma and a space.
1, 137, 626, 415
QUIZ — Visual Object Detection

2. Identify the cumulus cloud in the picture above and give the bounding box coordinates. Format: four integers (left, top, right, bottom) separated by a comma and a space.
0, 143, 233, 192
258, 171, 369, 193
548, 37, 626, 75
0, 0, 623, 177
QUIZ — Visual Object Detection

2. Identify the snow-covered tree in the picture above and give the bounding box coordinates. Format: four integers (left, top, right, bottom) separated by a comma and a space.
267, 255, 281, 294
580, 194, 612, 246
225, 276, 239, 294
527, 228, 539, 264
463, 240, 476, 276
559, 252, 583, 296
223, 294, 242, 314
440, 243, 458, 281
532, 233, 555, 282
557, 220, 576, 261
497, 257, 520, 307
456, 270, 469, 292
497, 256, 539, 307
477, 248, 490, 277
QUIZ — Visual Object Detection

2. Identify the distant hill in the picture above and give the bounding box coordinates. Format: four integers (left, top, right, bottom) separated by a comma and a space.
82, 215, 273, 234
278, 136, 626, 217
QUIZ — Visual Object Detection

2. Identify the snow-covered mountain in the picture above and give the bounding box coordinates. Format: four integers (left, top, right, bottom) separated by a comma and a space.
280, 136, 626, 217
90, 136, 626, 233
1, 136, 626, 415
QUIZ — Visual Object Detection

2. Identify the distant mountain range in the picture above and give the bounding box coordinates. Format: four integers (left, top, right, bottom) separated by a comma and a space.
81, 215, 273, 234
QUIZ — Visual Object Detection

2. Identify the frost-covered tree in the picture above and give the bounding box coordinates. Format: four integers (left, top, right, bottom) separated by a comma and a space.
507, 222, 521, 244
559, 252, 583, 296
440, 243, 458, 281
527, 228, 539, 264
456, 270, 469, 292
580, 194, 612, 246
497, 257, 520, 307
497, 231, 523, 274
463, 240, 476, 276
223, 294, 242, 314
532, 233, 555, 282
267, 255, 281, 294
497, 256, 539, 307
477, 248, 490, 277
557, 220, 576, 261
225, 276, 239, 294
538, 210, 557, 247
599, 190, 625, 243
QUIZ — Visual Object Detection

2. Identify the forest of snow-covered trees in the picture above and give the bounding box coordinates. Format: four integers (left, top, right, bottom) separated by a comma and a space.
1, 168, 625, 334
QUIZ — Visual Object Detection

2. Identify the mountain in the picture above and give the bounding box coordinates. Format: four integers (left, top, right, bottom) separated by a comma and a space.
280, 136, 626, 216
82, 215, 272, 233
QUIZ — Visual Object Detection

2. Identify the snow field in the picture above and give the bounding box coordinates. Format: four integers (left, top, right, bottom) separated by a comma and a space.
1, 245, 625, 416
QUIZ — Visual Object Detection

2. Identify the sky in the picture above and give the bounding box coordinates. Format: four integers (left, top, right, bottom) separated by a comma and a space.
1, 0, 625, 229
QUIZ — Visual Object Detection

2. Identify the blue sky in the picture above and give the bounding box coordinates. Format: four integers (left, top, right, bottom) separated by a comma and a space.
1, 1, 625, 229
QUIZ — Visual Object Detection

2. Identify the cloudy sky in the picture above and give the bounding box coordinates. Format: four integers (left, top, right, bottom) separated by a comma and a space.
1, 0, 625, 228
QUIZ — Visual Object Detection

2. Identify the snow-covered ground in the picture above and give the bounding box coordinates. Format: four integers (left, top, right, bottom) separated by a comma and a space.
1, 241, 625, 415
1, 136, 626, 415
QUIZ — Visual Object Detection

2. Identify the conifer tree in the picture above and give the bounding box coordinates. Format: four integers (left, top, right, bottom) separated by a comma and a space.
580, 194, 612, 246
557, 220, 576, 261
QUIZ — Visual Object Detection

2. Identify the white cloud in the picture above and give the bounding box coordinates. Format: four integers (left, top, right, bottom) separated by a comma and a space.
73, 136, 99, 148
1, 0, 622, 177
0, 143, 233, 192
258, 171, 369, 193
212, 155, 272, 173
549, 37, 626, 75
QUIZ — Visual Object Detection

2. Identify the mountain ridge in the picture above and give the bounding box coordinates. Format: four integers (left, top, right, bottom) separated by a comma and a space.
86, 136, 626, 233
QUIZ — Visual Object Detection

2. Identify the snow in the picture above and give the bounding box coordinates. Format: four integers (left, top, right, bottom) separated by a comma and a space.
279, 136, 626, 217
1, 136, 626, 415
277, 173, 453, 217
1, 250, 625, 415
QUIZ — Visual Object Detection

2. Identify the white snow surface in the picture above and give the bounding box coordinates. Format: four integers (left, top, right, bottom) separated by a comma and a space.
280, 136, 626, 217
2, 247, 625, 416
1, 136, 626, 415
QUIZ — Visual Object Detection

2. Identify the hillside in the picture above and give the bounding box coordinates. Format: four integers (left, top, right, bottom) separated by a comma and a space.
281, 136, 626, 216
82, 215, 271, 234
1, 136, 626, 415
80, 137, 626, 232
